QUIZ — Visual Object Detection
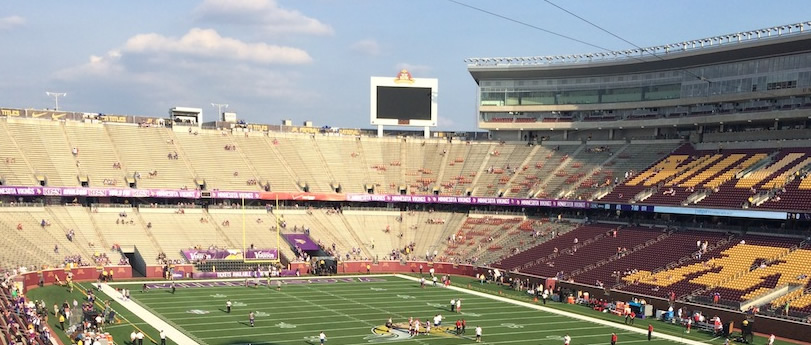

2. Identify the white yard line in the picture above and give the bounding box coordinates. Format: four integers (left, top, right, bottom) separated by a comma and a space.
98, 283, 202, 345
394, 274, 708, 345
106, 273, 388, 286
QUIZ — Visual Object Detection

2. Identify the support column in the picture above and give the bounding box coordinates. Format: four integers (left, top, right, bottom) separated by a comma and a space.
563, 130, 568, 140
609, 129, 614, 140
377, 125, 383, 138
424, 126, 430, 139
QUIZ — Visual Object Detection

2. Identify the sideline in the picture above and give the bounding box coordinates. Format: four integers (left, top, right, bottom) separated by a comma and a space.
105, 273, 386, 286
98, 284, 201, 345
393, 274, 708, 345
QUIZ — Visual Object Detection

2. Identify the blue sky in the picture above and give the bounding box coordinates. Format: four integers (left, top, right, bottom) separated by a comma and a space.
1, 1, 809, 131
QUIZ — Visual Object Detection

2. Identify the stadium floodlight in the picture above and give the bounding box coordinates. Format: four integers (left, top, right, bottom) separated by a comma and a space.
45, 91, 67, 111
211, 103, 229, 122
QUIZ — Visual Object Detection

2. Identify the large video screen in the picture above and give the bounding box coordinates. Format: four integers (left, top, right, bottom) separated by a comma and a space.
370, 75, 437, 127
375, 86, 432, 120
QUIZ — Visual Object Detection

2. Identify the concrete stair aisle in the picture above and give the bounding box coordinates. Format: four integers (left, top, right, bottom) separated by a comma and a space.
592, 143, 682, 200
309, 136, 340, 190
0, 120, 37, 186
353, 138, 374, 189
473, 144, 535, 196
225, 134, 267, 191
412, 212, 464, 261
342, 212, 401, 259
361, 139, 401, 194
64, 123, 128, 187
506, 145, 561, 198
173, 130, 258, 191
96, 210, 163, 264
206, 212, 295, 260
437, 143, 480, 195
432, 144, 452, 192
63, 206, 111, 251
281, 211, 353, 257
544, 144, 617, 198
502, 145, 540, 197
310, 211, 360, 255
313, 137, 357, 192
468, 150, 493, 195
0, 219, 59, 269
232, 134, 299, 191
0, 210, 71, 267
263, 136, 309, 191
139, 211, 227, 260
6, 121, 79, 186
44, 207, 98, 261
404, 141, 443, 193
472, 220, 559, 264
399, 142, 408, 188
274, 136, 331, 192
531, 144, 584, 198
105, 126, 195, 189
454, 144, 493, 195
559, 143, 629, 200
338, 213, 376, 259
204, 210, 238, 249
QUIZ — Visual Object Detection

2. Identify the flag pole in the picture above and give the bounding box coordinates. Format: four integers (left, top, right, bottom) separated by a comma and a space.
275, 195, 280, 264
242, 197, 246, 261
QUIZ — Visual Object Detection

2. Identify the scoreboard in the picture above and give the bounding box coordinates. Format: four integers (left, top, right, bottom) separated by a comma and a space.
370, 69, 438, 127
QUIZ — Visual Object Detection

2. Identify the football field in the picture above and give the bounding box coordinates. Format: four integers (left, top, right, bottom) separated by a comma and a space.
115, 275, 694, 345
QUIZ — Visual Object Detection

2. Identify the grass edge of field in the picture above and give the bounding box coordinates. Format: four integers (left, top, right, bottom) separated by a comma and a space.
25, 282, 180, 345
413, 274, 789, 345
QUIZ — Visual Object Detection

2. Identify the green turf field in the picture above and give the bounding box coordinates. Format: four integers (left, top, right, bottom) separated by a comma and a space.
27, 274, 790, 345
101, 275, 724, 345
26, 281, 179, 345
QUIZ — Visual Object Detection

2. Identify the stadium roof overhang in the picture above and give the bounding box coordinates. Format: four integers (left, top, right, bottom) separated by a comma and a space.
467, 34, 811, 83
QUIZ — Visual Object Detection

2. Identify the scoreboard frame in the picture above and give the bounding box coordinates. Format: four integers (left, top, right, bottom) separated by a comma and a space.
370, 70, 438, 127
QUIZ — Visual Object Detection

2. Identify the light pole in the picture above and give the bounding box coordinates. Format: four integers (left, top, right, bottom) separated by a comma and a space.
45, 92, 67, 111
211, 103, 228, 121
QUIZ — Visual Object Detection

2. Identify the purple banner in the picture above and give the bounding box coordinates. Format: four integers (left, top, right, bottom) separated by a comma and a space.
0, 185, 591, 210
284, 234, 320, 251
343, 194, 590, 209
193, 270, 297, 279
244, 249, 279, 261
181, 249, 243, 261
0, 186, 203, 199
210, 190, 261, 199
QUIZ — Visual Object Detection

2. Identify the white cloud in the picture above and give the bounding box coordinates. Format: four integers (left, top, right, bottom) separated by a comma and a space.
0, 16, 25, 31
122, 28, 312, 65
350, 39, 381, 56
53, 28, 315, 110
194, 0, 333, 36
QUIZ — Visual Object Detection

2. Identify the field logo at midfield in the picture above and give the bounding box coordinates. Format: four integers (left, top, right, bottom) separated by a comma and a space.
186, 309, 210, 314
367, 323, 458, 342
501, 323, 524, 328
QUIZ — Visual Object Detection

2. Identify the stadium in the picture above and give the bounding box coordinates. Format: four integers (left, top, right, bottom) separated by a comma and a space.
3, 14, 811, 345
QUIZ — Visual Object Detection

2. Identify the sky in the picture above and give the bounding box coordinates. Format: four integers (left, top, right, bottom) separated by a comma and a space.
1, 1, 810, 131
